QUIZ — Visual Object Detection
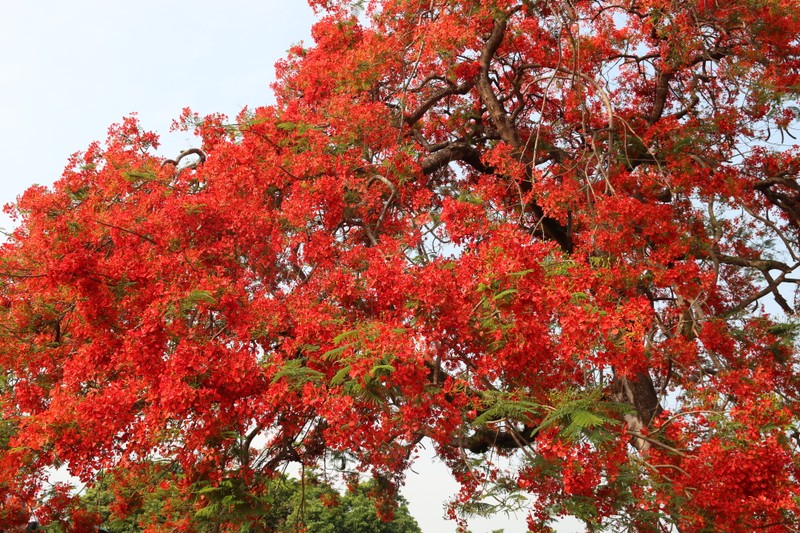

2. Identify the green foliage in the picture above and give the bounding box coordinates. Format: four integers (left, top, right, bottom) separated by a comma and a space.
536, 389, 628, 444
271, 358, 325, 389
73, 471, 421, 533
472, 390, 543, 427
282, 477, 421, 533
181, 289, 218, 311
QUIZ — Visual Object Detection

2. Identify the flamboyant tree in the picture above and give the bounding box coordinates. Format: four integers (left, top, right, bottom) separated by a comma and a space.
1, 0, 800, 531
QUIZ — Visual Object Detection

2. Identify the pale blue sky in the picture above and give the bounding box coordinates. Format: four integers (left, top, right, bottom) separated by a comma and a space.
0, 2, 581, 531
0, 0, 317, 213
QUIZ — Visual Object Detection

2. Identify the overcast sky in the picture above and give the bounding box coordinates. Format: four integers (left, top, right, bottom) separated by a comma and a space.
0, 2, 583, 531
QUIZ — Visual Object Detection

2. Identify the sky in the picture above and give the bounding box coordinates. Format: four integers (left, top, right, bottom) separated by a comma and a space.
0, 2, 583, 531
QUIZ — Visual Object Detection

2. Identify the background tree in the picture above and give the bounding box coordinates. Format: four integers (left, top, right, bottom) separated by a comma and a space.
0, 0, 799, 531
51, 469, 420, 533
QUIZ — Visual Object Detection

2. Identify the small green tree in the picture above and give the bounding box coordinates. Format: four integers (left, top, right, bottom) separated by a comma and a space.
68, 470, 422, 533
282, 476, 421, 533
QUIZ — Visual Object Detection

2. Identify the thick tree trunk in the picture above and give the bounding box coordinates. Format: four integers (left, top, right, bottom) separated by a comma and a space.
611, 371, 661, 451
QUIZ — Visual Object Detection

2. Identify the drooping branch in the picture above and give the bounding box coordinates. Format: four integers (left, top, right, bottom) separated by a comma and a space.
162, 148, 206, 169
367, 175, 398, 237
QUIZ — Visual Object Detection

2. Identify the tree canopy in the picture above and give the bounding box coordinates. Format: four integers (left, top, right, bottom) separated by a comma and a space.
1, 0, 800, 531
56, 471, 421, 533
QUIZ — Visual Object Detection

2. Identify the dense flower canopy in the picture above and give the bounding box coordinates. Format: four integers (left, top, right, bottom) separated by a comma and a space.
1, 0, 800, 531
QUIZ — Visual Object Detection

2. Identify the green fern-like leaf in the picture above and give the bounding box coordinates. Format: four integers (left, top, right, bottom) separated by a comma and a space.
535, 390, 625, 442
472, 391, 543, 427
322, 344, 351, 360
571, 410, 606, 427
344, 380, 384, 404
331, 365, 351, 385
369, 363, 396, 377
195, 502, 221, 519
271, 359, 324, 389
333, 329, 359, 344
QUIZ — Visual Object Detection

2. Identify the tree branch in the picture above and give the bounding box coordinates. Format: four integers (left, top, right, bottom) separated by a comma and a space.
475, 17, 522, 147
404, 80, 475, 126
420, 141, 492, 174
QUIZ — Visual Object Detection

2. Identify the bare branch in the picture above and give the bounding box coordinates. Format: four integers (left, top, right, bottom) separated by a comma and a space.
162, 148, 206, 168
404, 80, 475, 125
